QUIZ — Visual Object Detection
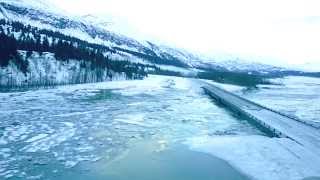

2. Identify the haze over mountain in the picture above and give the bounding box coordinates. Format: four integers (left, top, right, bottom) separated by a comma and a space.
48, 0, 320, 71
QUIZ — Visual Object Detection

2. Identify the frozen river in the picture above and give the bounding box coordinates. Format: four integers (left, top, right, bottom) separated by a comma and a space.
0, 75, 259, 179
0, 75, 319, 180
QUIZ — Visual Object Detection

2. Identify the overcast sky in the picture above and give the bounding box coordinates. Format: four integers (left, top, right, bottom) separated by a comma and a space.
49, 0, 320, 67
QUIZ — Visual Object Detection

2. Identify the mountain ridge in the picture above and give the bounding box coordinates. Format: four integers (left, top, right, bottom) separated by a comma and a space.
0, 0, 292, 74
0, 0, 319, 89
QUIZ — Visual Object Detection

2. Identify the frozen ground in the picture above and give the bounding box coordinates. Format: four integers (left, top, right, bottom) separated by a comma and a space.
206, 76, 320, 127
240, 76, 320, 126
0, 75, 260, 179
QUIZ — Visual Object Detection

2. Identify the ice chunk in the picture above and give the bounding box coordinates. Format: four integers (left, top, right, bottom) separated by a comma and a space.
115, 114, 149, 127
25, 134, 48, 143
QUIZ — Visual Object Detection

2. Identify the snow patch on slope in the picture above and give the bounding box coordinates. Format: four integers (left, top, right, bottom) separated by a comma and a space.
0, 2, 9, 19
1, 0, 65, 14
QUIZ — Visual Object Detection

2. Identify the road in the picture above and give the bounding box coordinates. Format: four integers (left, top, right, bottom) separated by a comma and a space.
201, 81, 320, 156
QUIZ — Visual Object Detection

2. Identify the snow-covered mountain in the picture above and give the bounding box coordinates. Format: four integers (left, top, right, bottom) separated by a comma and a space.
0, 0, 149, 52
1, 0, 318, 87
0, 0, 291, 73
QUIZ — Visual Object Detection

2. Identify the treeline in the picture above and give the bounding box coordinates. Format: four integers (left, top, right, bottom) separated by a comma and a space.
197, 70, 271, 87
0, 19, 152, 82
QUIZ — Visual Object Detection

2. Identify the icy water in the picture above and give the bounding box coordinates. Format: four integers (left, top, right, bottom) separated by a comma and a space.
0, 76, 261, 179
51, 142, 248, 180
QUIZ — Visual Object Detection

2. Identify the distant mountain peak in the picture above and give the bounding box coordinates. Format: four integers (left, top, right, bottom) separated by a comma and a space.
81, 14, 113, 29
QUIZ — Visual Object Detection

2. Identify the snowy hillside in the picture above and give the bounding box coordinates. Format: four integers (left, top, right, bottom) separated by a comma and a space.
0, 0, 319, 90
0, 0, 298, 74
0, 51, 132, 87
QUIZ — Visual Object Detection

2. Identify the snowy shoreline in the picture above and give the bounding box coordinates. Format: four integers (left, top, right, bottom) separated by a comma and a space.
185, 135, 320, 180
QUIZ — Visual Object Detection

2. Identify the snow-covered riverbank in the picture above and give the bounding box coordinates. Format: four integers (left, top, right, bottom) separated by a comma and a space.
186, 135, 320, 180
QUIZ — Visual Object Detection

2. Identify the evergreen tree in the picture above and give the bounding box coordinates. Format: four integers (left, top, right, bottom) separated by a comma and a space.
0, 19, 149, 83
0, 31, 18, 66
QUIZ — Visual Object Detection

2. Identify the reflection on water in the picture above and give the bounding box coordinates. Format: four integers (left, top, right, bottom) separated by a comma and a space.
55, 141, 249, 180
